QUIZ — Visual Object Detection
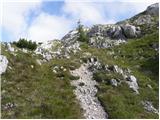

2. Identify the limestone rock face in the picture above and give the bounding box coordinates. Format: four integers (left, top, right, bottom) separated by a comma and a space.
35, 40, 64, 60
0, 55, 8, 74
146, 3, 159, 16
117, 3, 158, 36
61, 30, 78, 45
87, 24, 126, 48
62, 23, 141, 49
35, 39, 81, 60
64, 41, 81, 55
133, 15, 153, 25
61, 27, 89, 46
88, 24, 141, 39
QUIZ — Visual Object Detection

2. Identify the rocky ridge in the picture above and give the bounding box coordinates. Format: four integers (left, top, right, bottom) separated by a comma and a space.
33, 3, 159, 61
62, 3, 158, 48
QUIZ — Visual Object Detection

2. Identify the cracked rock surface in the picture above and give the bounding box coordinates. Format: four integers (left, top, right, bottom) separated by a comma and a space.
70, 64, 108, 119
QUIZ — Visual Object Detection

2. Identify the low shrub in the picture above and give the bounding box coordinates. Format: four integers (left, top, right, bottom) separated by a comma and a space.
13, 38, 37, 50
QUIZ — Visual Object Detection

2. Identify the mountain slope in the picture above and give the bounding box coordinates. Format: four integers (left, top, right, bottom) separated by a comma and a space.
1, 44, 83, 118
1, 3, 159, 119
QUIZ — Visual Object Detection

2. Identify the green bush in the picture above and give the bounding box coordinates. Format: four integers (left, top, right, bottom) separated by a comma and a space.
93, 71, 124, 83
68, 75, 80, 80
93, 71, 108, 82
13, 38, 37, 50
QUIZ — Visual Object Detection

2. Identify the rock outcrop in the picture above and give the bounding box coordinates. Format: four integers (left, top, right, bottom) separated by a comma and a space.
61, 30, 78, 45
87, 24, 126, 48
7, 43, 14, 52
84, 56, 139, 94
1, 3, 159, 119
126, 75, 139, 94
146, 3, 159, 16
141, 101, 159, 114
35, 40, 63, 60
0, 55, 8, 74
61, 3, 158, 49
35, 39, 81, 60
117, 3, 159, 28
62, 23, 141, 48
121, 24, 141, 38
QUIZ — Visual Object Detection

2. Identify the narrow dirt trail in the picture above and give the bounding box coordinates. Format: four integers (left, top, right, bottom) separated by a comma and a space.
70, 64, 108, 119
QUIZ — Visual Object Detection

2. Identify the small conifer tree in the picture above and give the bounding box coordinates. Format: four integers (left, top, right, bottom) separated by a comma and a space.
77, 20, 88, 42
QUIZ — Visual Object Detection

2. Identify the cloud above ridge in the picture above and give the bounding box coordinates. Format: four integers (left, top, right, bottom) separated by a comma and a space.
1, 0, 158, 42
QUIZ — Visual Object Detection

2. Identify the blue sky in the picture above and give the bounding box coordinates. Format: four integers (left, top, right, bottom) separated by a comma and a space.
1, 0, 158, 42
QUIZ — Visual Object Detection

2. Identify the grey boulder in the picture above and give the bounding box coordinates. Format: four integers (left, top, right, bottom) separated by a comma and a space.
110, 79, 118, 87
122, 24, 141, 38
0, 55, 8, 74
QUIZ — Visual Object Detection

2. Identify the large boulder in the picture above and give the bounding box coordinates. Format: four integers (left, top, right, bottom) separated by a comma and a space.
121, 24, 141, 38
107, 25, 126, 39
0, 55, 8, 74
126, 75, 139, 94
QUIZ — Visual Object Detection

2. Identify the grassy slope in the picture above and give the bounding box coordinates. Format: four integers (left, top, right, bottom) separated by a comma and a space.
1, 45, 83, 118
80, 31, 159, 118
1, 30, 159, 119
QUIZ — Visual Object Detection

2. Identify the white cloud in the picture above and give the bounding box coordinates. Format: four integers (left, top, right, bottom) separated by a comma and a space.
2, 1, 42, 41
1, 0, 158, 42
63, 1, 157, 26
65, 0, 158, 3
63, 1, 116, 25
26, 13, 72, 42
